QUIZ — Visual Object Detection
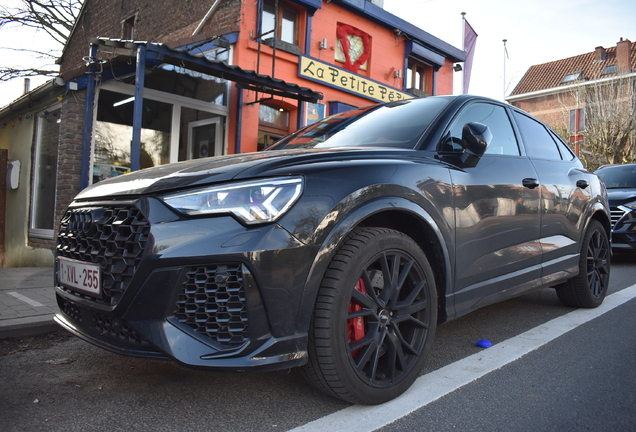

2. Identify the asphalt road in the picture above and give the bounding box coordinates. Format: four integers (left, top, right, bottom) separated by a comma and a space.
1, 253, 634, 432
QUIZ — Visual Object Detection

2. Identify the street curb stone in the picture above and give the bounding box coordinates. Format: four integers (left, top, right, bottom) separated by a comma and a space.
0, 267, 59, 339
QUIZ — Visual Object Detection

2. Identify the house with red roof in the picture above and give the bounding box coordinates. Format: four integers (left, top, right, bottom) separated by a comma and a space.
507, 38, 635, 160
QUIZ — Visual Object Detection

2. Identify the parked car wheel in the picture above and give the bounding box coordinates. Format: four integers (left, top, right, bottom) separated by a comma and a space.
556, 220, 610, 308
303, 227, 437, 405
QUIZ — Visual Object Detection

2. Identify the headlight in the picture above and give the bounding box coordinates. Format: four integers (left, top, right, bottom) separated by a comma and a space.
161, 177, 303, 224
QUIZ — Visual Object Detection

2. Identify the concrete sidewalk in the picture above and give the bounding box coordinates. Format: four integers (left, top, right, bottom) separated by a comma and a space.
0, 267, 60, 338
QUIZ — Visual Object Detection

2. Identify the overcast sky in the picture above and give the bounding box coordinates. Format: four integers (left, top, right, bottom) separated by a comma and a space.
0, 0, 635, 108
385, 0, 636, 100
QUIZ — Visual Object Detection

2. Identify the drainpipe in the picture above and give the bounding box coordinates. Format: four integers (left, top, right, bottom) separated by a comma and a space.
192, 0, 222, 36
235, 87, 243, 154
432, 69, 437, 96
81, 44, 98, 190
131, 45, 146, 172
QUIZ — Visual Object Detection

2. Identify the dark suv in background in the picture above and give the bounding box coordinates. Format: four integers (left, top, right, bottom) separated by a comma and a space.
595, 163, 636, 250
54, 95, 611, 404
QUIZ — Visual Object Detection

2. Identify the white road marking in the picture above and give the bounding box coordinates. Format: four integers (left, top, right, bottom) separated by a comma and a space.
6, 291, 45, 307
289, 284, 636, 432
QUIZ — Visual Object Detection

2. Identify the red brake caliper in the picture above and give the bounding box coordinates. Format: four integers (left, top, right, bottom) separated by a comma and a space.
347, 278, 367, 359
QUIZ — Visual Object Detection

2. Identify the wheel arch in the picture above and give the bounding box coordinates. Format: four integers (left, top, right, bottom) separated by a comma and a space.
589, 201, 612, 241
295, 197, 453, 334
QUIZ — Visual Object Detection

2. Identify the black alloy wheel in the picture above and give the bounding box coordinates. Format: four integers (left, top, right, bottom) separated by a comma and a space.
303, 227, 437, 404
556, 220, 610, 308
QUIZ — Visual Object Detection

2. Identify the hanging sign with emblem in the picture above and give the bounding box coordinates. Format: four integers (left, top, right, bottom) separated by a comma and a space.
335, 24, 371, 73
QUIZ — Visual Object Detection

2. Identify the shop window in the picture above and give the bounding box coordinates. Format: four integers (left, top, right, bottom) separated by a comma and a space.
30, 106, 60, 237
258, 104, 290, 151
93, 90, 171, 183
305, 102, 325, 125
406, 59, 433, 97
261, 0, 301, 54
335, 24, 370, 73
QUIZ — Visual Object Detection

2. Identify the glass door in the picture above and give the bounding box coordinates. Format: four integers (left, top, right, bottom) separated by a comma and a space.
188, 117, 223, 159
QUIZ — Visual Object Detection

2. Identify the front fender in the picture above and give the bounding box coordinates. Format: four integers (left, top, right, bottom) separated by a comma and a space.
293, 195, 453, 333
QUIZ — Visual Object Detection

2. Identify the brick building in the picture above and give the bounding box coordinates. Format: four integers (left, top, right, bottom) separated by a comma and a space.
0, 0, 465, 267
507, 38, 635, 161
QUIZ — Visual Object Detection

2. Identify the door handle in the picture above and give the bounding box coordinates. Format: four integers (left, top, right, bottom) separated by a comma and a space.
576, 179, 589, 189
522, 178, 539, 189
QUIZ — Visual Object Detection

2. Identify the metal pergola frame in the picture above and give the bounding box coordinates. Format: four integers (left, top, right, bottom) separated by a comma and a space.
79, 37, 323, 189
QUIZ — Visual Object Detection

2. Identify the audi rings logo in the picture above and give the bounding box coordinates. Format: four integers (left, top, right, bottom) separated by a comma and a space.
68, 208, 96, 234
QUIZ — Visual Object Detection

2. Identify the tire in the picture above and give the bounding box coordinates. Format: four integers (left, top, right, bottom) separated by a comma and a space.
556, 220, 610, 308
303, 227, 437, 404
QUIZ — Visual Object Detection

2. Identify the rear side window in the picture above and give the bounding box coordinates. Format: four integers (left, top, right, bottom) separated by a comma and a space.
512, 111, 562, 160
441, 102, 520, 155
549, 129, 576, 161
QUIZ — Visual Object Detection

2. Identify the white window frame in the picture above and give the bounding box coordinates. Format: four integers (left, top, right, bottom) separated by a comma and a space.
29, 103, 62, 239
188, 117, 223, 159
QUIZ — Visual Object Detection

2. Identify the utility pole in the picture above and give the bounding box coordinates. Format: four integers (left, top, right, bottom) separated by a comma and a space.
503, 39, 508, 100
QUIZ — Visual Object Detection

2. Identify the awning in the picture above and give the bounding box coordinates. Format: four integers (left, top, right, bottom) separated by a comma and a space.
90, 37, 323, 103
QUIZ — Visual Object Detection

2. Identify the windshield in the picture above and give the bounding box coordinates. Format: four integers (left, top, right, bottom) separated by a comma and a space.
596, 165, 636, 189
266, 97, 450, 150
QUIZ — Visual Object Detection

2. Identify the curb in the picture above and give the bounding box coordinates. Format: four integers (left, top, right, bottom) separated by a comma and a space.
0, 314, 61, 339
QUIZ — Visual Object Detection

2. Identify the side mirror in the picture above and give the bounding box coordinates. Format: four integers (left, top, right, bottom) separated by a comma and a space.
460, 122, 492, 167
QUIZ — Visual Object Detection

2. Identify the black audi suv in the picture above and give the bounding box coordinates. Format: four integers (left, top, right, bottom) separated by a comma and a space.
54, 95, 611, 404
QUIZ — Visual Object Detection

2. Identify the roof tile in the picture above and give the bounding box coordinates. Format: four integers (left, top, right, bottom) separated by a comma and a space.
510, 39, 636, 96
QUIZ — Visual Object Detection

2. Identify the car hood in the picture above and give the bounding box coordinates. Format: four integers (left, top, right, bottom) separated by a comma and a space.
606, 189, 636, 206
75, 148, 425, 200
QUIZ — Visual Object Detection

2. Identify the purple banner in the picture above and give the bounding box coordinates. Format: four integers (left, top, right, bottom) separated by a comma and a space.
463, 19, 478, 94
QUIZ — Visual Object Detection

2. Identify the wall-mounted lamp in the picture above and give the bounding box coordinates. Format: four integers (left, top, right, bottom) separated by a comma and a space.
319, 38, 328, 50
7, 160, 20, 190
216, 37, 230, 49
394, 69, 403, 78
453, 64, 463, 72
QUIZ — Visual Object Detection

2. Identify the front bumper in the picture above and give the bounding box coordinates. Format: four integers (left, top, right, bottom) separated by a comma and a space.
611, 206, 636, 250
54, 197, 317, 372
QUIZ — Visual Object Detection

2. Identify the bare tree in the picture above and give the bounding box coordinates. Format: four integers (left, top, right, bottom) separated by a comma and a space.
559, 76, 636, 170
0, 0, 82, 80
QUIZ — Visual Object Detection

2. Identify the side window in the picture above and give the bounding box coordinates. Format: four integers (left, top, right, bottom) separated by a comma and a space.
549, 129, 576, 161
512, 111, 562, 160
441, 102, 520, 156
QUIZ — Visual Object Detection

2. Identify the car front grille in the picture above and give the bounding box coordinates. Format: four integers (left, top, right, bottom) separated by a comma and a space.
56, 204, 151, 305
610, 206, 628, 229
92, 312, 149, 346
174, 264, 250, 346
57, 296, 150, 348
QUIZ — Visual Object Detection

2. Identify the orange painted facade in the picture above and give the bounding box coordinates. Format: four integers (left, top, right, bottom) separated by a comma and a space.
230, 0, 458, 153
0, 0, 465, 264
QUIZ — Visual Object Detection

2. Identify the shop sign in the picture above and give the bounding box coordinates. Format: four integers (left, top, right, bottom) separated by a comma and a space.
299, 56, 411, 104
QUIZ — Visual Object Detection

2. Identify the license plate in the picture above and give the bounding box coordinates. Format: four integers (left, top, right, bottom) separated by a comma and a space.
57, 258, 101, 296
